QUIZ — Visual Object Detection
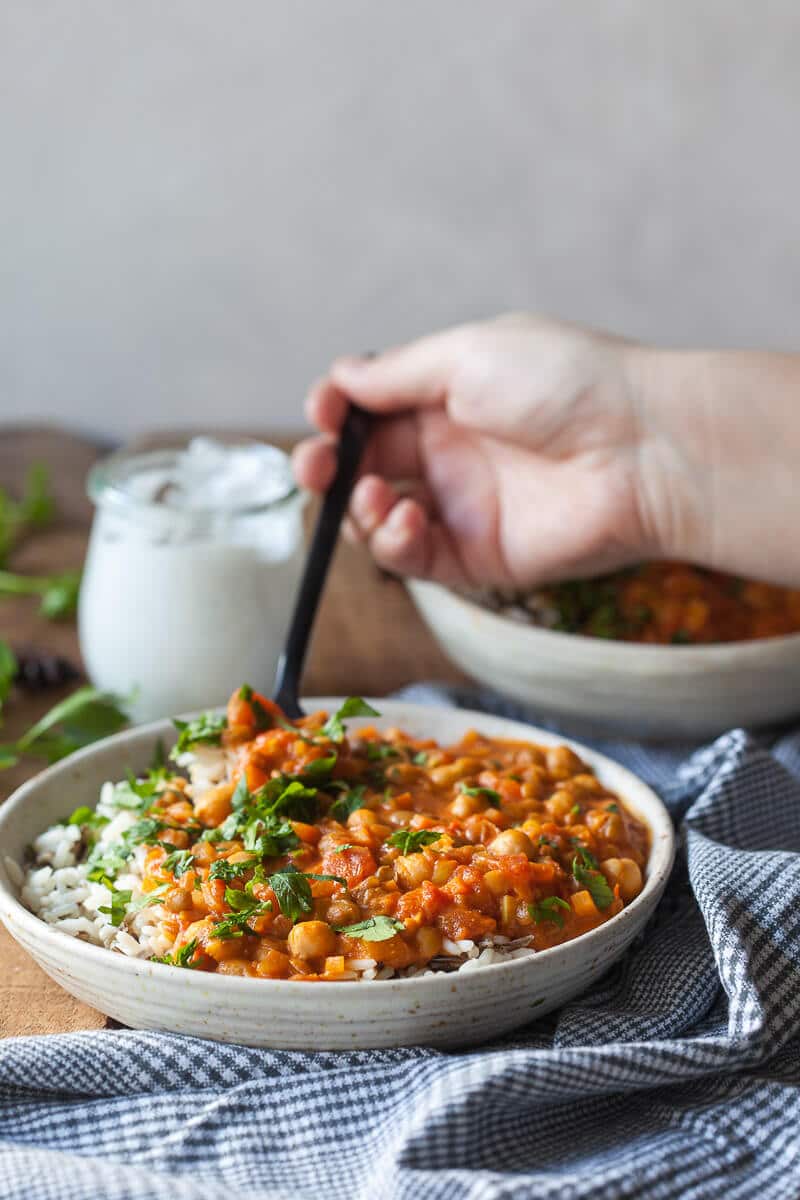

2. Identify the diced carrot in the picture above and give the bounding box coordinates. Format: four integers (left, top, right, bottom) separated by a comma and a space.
570, 890, 598, 918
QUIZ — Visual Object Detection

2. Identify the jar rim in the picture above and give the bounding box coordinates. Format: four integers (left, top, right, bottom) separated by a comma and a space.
87, 441, 303, 518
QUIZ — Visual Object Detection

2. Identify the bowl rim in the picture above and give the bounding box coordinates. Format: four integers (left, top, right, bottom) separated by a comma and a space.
0, 698, 675, 995
407, 577, 800, 659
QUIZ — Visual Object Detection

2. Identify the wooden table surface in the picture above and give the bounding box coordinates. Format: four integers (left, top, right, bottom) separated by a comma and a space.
0, 426, 466, 1037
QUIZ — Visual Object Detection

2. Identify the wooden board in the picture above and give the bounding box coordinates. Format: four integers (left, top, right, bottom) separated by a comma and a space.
0, 426, 466, 1036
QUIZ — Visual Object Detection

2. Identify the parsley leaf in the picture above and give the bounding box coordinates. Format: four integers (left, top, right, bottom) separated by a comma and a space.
457, 783, 501, 804
211, 889, 273, 939
67, 805, 108, 830
321, 697, 380, 743
208, 856, 261, 881
365, 742, 400, 762
335, 915, 404, 942
172, 711, 227, 754
0, 686, 129, 770
162, 849, 195, 878
412, 751, 429, 766
98, 884, 132, 927
153, 938, 199, 968
529, 896, 571, 928
0, 641, 16, 711
242, 815, 299, 857
329, 784, 368, 823
572, 855, 614, 910
300, 753, 338, 781
386, 828, 442, 854
268, 865, 314, 923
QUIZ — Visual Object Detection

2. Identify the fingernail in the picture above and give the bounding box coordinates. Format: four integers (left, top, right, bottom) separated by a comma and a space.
384, 503, 408, 535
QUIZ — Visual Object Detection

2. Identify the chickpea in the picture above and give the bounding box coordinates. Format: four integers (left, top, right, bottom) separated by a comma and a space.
602, 813, 624, 842
193, 782, 235, 827
585, 809, 607, 834
325, 896, 360, 926
545, 790, 574, 820
347, 808, 379, 828
385, 810, 417, 827
448, 793, 486, 819
287, 920, 338, 961
546, 746, 585, 779
429, 757, 482, 787
463, 815, 501, 845
600, 857, 643, 901
164, 887, 193, 913
394, 853, 434, 889
487, 829, 536, 859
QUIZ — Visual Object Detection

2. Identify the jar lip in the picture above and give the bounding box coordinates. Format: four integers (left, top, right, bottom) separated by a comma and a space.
87, 442, 304, 518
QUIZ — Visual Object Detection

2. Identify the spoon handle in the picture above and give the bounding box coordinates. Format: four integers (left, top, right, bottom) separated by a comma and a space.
272, 404, 372, 717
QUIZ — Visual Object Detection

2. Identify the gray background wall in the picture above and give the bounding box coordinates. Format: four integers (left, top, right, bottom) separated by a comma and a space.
2, 1, 799, 439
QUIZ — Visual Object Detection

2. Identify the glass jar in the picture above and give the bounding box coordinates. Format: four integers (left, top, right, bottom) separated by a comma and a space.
79, 439, 306, 722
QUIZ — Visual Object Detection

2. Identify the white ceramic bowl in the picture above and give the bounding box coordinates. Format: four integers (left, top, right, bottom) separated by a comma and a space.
408, 579, 800, 738
0, 698, 674, 1049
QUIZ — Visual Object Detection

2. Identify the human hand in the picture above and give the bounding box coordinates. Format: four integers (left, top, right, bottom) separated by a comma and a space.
292, 314, 676, 589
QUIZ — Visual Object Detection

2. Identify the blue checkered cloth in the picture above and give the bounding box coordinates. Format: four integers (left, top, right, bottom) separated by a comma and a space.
2, 684, 800, 1200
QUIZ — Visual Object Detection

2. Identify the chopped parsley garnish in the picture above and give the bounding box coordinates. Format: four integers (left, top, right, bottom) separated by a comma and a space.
268, 866, 314, 923
98, 884, 132, 927
66, 805, 107, 829
329, 784, 368, 823
412, 751, 429, 766
162, 849, 195, 878
569, 804, 581, 817
365, 742, 400, 762
529, 896, 571, 928
211, 890, 274, 939
153, 938, 199, 968
300, 753, 338, 781
242, 815, 299, 857
265, 865, 345, 923
172, 711, 227, 754
86, 817, 186, 882
572, 853, 614, 910
98, 882, 169, 926
386, 828, 442, 855
335, 915, 404, 942
208, 856, 261, 881
111, 768, 169, 813
606, 803, 619, 813
321, 697, 380, 744
458, 783, 501, 804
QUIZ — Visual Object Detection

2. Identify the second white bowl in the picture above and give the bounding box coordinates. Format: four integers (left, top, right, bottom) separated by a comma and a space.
408, 579, 800, 738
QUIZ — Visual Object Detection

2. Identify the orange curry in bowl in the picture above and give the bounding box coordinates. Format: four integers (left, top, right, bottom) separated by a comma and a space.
95, 688, 650, 981
477, 562, 800, 645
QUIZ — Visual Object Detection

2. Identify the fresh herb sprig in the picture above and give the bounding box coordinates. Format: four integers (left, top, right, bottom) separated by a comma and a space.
386, 828, 442, 855
335, 915, 404, 942
571, 846, 614, 910
0, 686, 129, 770
321, 697, 380, 744
0, 568, 81, 620
172, 711, 228, 754
529, 896, 571, 928
153, 939, 199, 968
0, 464, 55, 567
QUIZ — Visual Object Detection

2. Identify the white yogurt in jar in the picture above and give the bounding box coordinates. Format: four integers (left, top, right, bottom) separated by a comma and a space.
79, 438, 306, 722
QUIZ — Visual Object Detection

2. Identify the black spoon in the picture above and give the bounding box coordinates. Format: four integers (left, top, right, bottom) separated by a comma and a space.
272, 403, 372, 718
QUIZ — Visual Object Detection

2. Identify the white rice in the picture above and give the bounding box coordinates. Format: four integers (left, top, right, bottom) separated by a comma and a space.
16, 757, 537, 979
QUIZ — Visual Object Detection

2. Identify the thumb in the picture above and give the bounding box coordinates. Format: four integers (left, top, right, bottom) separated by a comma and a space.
330, 327, 467, 412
